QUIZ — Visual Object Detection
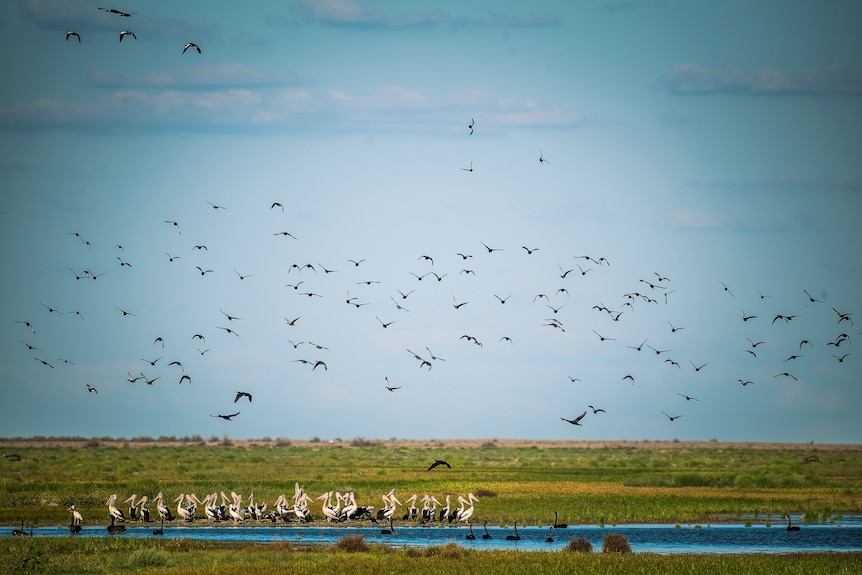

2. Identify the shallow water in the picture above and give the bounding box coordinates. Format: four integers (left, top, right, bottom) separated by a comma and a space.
21, 517, 862, 554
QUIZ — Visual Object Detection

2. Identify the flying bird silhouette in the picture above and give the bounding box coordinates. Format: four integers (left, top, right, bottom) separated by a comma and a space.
182, 42, 201, 54
427, 459, 451, 471
561, 411, 587, 426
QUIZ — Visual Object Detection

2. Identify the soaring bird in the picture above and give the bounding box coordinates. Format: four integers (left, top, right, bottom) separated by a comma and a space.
427, 459, 451, 471
234, 391, 252, 403
119, 30, 137, 42
561, 411, 587, 426
182, 42, 201, 54
384, 377, 400, 392
661, 410, 684, 421
211, 412, 240, 421
66, 31, 81, 42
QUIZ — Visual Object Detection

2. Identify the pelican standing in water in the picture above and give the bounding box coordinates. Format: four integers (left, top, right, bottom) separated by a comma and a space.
106, 494, 125, 522
68, 505, 83, 533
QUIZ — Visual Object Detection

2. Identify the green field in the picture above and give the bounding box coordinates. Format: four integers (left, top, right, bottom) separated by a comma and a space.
1, 438, 861, 574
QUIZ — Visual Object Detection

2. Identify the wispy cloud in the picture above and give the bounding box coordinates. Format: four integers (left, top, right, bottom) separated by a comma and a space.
0, 83, 580, 134
18, 0, 213, 39
86, 63, 301, 90
688, 175, 862, 193
287, 0, 560, 29
669, 207, 733, 230
663, 63, 862, 96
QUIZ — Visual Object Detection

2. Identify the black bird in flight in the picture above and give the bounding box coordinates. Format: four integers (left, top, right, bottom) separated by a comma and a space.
119, 30, 137, 42
468, 118, 474, 135
720, 281, 734, 297
234, 391, 252, 403
427, 459, 451, 471
588, 405, 605, 414
98, 7, 135, 17
183, 42, 201, 55
66, 31, 81, 42
461, 160, 473, 173
480, 242, 502, 253
211, 412, 240, 421
539, 150, 549, 164
271, 202, 284, 211
385, 377, 401, 392
661, 411, 684, 422
676, 393, 699, 401
803, 289, 822, 303
561, 411, 587, 426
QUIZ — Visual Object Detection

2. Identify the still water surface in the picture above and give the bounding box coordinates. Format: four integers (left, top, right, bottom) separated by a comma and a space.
25, 516, 862, 554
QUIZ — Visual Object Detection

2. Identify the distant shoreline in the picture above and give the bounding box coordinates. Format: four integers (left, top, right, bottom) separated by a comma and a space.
1, 436, 859, 451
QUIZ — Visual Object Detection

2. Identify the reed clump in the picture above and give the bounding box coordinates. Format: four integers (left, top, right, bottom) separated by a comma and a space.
565, 537, 593, 552
329, 535, 368, 553
602, 533, 632, 553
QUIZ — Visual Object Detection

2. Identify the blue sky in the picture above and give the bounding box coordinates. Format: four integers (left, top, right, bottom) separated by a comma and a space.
1, 0, 860, 443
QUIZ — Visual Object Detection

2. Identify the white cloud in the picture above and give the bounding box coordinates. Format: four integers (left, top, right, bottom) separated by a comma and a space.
0, 83, 579, 133
290, 0, 559, 29
669, 207, 733, 230
664, 63, 862, 96
87, 63, 298, 89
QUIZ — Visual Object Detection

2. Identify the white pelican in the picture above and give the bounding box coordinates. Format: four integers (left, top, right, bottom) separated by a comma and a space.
402, 494, 418, 521
155, 492, 174, 522
426, 495, 441, 523
457, 493, 479, 523
383, 492, 401, 520
123, 494, 138, 521
106, 494, 125, 522
203, 493, 220, 522
340, 491, 358, 521
317, 491, 339, 522
439, 495, 451, 522
229, 492, 245, 522
173, 494, 193, 521
137, 496, 151, 522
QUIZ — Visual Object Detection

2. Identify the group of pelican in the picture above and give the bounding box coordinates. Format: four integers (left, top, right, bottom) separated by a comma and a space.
66, 486, 479, 530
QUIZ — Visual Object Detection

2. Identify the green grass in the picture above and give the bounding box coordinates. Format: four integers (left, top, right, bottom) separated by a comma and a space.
1, 537, 859, 575
1, 441, 860, 528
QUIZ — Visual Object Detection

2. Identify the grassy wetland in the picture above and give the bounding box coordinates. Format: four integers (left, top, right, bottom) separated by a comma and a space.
1, 437, 861, 574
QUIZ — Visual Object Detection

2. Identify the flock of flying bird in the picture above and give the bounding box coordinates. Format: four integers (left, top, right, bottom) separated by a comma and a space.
4, 5, 858, 444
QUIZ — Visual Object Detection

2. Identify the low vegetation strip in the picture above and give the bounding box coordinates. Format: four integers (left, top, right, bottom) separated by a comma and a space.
0, 538, 860, 575
1, 438, 860, 528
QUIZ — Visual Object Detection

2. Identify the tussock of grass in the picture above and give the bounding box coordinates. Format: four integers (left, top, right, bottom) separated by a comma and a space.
566, 537, 593, 552
329, 535, 368, 553
422, 543, 464, 559
475, 489, 497, 498
602, 533, 632, 553
124, 548, 169, 568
